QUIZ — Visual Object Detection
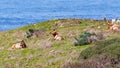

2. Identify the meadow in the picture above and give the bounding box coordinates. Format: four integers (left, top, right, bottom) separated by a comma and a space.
0, 19, 119, 68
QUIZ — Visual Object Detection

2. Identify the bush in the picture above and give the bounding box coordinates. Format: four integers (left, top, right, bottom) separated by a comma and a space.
78, 38, 120, 68
25, 29, 46, 38
80, 38, 120, 59
74, 32, 94, 46
60, 38, 120, 68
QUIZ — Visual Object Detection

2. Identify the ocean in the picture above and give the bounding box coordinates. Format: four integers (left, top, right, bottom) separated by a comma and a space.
0, 0, 120, 31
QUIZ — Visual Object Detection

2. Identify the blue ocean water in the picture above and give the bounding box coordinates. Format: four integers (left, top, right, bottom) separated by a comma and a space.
0, 0, 120, 31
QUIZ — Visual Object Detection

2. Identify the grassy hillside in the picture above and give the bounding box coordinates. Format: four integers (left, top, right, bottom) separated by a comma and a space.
0, 19, 119, 68
61, 37, 120, 68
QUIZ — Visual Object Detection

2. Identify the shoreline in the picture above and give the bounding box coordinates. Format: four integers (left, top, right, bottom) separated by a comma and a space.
0, 18, 113, 31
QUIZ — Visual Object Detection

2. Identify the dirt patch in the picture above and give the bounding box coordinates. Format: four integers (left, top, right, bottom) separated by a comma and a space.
37, 38, 53, 49
52, 19, 81, 29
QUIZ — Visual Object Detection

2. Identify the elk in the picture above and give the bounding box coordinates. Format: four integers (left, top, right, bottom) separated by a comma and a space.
50, 29, 63, 41
11, 40, 27, 49
108, 23, 119, 31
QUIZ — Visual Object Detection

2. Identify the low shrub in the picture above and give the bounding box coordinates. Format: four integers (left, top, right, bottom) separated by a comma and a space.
60, 38, 120, 68
74, 32, 94, 46
25, 29, 46, 38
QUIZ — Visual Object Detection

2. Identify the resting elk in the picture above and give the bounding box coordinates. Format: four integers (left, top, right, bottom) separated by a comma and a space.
50, 29, 63, 41
11, 40, 27, 49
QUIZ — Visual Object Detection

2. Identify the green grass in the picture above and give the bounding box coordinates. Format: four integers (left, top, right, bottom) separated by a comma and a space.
74, 38, 120, 68
0, 19, 117, 68
80, 38, 120, 59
